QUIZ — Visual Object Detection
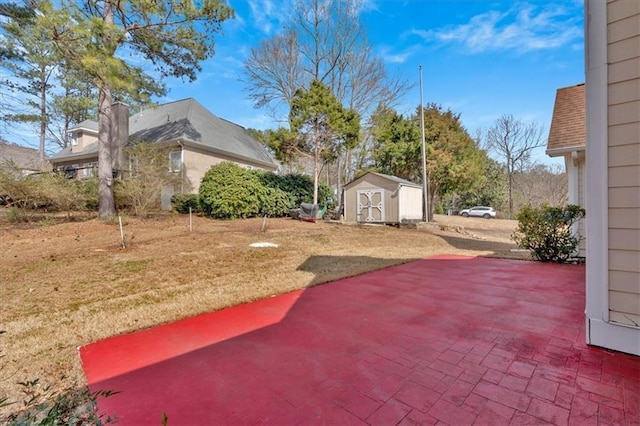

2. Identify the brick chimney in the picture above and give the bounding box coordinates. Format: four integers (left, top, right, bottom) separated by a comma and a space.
111, 102, 129, 175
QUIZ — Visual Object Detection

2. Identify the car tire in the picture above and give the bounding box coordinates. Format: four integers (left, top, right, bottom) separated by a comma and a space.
483, 213, 491, 219
461, 212, 469, 217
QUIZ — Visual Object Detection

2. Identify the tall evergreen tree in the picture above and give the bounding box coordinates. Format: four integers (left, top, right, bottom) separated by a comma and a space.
0, 1, 56, 163
370, 104, 485, 218
41, 0, 234, 218
290, 80, 360, 204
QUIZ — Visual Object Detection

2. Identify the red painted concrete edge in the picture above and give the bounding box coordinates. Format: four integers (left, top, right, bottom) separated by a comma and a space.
80, 289, 303, 383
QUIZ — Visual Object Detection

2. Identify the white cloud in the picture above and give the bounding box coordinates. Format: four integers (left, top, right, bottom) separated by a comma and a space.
414, 3, 582, 54
237, 112, 277, 130
378, 45, 419, 64
358, 0, 379, 14
245, 0, 291, 35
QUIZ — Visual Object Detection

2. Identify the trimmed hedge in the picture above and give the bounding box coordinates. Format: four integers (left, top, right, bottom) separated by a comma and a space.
252, 171, 333, 208
197, 163, 332, 219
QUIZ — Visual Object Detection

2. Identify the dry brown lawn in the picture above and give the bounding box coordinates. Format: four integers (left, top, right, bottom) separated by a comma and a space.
0, 211, 527, 413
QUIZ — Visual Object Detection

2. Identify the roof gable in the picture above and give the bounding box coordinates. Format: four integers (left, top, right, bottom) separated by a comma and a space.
69, 120, 99, 133
344, 171, 421, 189
547, 83, 586, 156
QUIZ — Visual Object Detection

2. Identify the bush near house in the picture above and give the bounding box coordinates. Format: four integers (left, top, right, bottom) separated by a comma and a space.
512, 204, 585, 263
0, 167, 97, 214
199, 162, 292, 219
114, 142, 183, 218
171, 193, 200, 214
197, 163, 334, 220
252, 171, 333, 208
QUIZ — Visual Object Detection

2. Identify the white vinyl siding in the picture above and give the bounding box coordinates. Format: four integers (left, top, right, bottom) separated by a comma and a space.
397, 186, 423, 222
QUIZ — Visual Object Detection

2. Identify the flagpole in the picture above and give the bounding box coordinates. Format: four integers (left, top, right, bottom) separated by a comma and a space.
419, 65, 429, 222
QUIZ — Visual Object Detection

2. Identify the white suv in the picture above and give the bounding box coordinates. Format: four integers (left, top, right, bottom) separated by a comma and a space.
459, 206, 496, 219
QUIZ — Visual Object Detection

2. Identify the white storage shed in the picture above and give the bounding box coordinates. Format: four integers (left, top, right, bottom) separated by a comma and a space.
343, 172, 423, 224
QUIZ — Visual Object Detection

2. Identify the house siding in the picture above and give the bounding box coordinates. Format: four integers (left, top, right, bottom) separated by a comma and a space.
607, 0, 640, 327
70, 132, 98, 153
182, 144, 276, 194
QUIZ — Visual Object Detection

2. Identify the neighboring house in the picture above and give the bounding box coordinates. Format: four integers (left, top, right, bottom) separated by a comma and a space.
343, 172, 423, 224
546, 83, 586, 257
585, 0, 640, 356
50, 98, 278, 192
0, 141, 49, 175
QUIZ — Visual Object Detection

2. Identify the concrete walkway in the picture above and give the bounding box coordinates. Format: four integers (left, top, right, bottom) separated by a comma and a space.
80, 256, 639, 425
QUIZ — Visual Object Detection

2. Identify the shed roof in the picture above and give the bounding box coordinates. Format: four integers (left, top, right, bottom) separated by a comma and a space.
344, 171, 422, 189
546, 83, 586, 156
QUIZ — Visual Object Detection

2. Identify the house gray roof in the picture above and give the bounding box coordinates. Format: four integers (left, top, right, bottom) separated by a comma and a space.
0, 141, 48, 170
69, 120, 98, 133
49, 144, 98, 161
129, 98, 275, 166
52, 99, 277, 168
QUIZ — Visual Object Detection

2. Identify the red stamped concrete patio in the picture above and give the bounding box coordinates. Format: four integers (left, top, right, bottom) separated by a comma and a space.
80, 255, 640, 425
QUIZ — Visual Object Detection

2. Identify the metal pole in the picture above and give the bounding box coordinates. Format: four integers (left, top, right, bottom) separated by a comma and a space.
419, 66, 429, 222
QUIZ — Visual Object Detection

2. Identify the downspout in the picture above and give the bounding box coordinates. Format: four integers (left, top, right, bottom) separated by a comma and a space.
177, 141, 185, 194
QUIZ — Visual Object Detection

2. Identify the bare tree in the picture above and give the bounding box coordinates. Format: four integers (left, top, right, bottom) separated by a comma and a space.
243, 0, 411, 200
486, 114, 544, 218
245, 0, 409, 118
513, 163, 568, 212
244, 29, 302, 118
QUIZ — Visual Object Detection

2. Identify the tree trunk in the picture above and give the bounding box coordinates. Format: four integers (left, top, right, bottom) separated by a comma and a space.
310, 114, 320, 205
98, 86, 116, 219
97, 0, 116, 219
39, 67, 47, 164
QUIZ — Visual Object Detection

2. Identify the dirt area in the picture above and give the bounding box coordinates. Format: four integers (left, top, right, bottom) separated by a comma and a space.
0, 210, 527, 414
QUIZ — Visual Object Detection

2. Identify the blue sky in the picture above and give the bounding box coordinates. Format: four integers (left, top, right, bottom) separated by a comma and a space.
159, 0, 585, 166
6, 0, 584, 166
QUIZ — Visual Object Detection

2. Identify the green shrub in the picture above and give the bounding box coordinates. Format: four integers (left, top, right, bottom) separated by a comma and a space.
171, 193, 200, 214
199, 164, 336, 219
199, 162, 265, 219
512, 204, 585, 262
252, 171, 333, 208
258, 187, 293, 217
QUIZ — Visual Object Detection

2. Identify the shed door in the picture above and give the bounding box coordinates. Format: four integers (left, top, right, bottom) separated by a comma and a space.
356, 189, 385, 222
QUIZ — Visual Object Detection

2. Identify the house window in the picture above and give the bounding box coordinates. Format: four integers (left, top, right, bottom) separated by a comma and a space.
71, 133, 78, 146
169, 150, 182, 173
83, 162, 98, 178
